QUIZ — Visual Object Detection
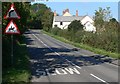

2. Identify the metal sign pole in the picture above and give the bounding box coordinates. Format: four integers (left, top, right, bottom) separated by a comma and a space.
11, 35, 13, 66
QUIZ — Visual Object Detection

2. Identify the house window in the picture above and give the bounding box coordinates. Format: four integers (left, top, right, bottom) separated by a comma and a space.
60, 22, 63, 25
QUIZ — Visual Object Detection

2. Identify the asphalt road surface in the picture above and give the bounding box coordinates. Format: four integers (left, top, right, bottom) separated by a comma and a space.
25, 29, 119, 84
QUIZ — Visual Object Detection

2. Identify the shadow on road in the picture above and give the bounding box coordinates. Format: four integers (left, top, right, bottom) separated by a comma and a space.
27, 46, 116, 79
24, 32, 117, 79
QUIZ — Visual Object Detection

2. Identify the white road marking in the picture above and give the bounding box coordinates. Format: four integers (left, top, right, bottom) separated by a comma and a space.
46, 69, 57, 76
28, 31, 116, 82
54, 52, 60, 56
32, 33, 82, 70
56, 69, 68, 75
90, 73, 109, 84
43, 33, 70, 49
46, 67, 81, 76
43, 33, 87, 56
54, 51, 81, 69
65, 68, 80, 74
75, 65, 82, 69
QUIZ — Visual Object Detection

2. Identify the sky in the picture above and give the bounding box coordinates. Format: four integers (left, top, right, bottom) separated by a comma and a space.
31, 1, 119, 20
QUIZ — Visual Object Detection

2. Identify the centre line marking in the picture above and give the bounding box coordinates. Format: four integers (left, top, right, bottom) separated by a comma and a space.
54, 51, 81, 69
32, 33, 82, 70
90, 73, 109, 84
43, 33, 88, 58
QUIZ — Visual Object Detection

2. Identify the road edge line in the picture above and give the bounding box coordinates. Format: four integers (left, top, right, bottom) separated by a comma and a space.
90, 73, 109, 84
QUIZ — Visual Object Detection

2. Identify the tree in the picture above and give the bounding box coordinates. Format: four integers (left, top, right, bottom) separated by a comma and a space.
29, 3, 53, 30
94, 7, 112, 29
109, 18, 118, 23
68, 20, 83, 33
42, 9, 53, 31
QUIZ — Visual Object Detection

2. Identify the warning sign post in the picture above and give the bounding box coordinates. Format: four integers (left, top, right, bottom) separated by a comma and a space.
4, 3, 21, 66
4, 3, 20, 19
4, 20, 20, 34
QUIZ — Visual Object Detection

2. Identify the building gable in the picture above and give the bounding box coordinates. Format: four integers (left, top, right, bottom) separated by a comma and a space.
63, 12, 72, 16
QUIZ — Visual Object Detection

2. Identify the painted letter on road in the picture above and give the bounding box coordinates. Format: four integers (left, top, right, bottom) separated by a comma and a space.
65, 68, 80, 74
56, 69, 67, 75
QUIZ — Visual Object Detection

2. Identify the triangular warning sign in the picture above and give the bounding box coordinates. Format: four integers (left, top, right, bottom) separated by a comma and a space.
4, 20, 20, 34
4, 3, 20, 19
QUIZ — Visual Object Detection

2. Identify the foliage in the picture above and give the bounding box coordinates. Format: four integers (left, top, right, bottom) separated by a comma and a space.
50, 27, 62, 35
68, 20, 83, 33
42, 9, 54, 31
29, 3, 53, 31
94, 7, 112, 29
2, 36, 30, 82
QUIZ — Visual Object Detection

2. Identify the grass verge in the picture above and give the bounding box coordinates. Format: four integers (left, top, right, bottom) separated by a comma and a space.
2, 35, 30, 83
42, 30, 120, 59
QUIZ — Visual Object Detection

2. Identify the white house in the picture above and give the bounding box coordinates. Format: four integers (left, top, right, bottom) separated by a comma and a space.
52, 9, 96, 33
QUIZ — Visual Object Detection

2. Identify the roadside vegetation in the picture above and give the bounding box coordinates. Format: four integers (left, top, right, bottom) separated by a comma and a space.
28, 3, 53, 31
2, 36, 30, 83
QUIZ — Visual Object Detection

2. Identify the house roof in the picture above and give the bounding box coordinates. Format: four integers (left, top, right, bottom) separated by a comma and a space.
54, 16, 86, 22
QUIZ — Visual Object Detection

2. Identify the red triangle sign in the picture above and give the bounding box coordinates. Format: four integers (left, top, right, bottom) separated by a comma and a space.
4, 3, 20, 19
4, 20, 20, 34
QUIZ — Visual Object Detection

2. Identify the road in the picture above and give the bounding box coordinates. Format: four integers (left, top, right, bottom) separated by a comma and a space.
25, 29, 119, 83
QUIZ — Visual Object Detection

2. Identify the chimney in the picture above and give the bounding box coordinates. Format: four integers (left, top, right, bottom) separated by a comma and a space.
66, 9, 69, 13
76, 10, 78, 16
63, 11, 65, 15
54, 10, 57, 16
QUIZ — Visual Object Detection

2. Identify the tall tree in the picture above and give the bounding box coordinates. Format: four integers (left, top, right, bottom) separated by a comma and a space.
94, 7, 112, 32
30, 3, 53, 30
42, 8, 53, 31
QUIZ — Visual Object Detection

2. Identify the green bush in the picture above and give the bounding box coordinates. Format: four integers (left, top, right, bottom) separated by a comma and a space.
68, 20, 83, 33
50, 25, 118, 53
50, 27, 61, 35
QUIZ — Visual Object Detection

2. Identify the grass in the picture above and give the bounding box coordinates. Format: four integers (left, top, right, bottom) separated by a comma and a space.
42, 30, 120, 59
2, 35, 30, 83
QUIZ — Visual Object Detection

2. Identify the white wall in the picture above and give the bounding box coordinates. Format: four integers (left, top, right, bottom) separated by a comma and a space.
52, 15, 96, 32
81, 16, 94, 25
83, 21, 96, 33
53, 21, 71, 29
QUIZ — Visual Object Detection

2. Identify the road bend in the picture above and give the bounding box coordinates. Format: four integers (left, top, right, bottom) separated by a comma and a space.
24, 29, 119, 83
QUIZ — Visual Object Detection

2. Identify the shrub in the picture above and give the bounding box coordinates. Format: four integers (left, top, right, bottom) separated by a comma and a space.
50, 27, 61, 35
68, 20, 83, 33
